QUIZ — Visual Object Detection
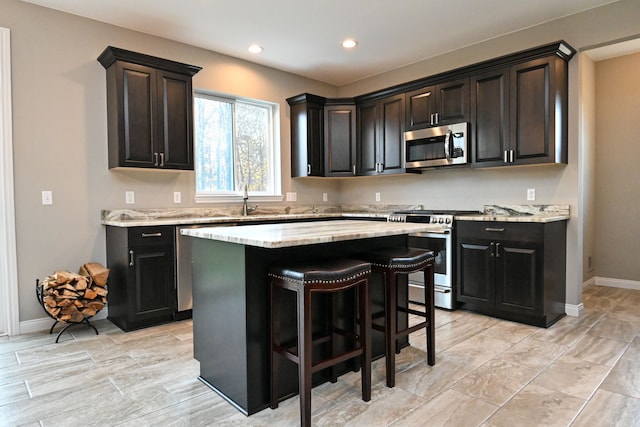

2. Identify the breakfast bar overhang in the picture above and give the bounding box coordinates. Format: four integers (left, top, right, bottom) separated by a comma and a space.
181, 219, 439, 415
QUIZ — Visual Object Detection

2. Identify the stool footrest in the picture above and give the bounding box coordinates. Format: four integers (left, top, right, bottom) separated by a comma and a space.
311, 347, 364, 373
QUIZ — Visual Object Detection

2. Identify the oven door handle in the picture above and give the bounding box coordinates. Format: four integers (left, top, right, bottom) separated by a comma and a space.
434, 287, 451, 294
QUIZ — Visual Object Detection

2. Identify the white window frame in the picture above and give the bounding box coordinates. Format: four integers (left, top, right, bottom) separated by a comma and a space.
194, 90, 282, 203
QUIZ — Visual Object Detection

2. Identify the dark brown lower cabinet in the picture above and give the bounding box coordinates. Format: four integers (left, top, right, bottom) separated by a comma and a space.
105, 226, 177, 331
456, 221, 566, 327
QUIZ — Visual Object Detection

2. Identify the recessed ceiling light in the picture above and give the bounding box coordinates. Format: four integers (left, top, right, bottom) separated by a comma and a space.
342, 39, 358, 49
248, 44, 263, 54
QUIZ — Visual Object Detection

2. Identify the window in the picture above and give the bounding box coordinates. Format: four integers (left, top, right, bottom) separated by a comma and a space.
194, 91, 280, 201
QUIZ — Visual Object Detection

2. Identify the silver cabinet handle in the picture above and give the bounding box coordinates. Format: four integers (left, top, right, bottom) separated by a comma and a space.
434, 112, 439, 124
496, 242, 501, 258
307, 164, 311, 175
352, 165, 356, 175
509, 150, 514, 163
141, 232, 162, 238
129, 250, 134, 266
485, 228, 505, 232
159, 152, 165, 167
490, 242, 495, 257
154, 152, 159, 166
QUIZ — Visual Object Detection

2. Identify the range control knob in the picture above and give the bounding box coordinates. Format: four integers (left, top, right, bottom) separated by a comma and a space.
445, 218, 452, 224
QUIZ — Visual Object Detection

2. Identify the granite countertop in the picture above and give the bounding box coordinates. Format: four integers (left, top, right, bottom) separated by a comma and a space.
180, 219, 443, 249
455, 204, 570, 223
101, 204, 570, 227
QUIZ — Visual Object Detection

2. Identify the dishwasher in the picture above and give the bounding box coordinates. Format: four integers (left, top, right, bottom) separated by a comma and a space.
175, 223, 236, 319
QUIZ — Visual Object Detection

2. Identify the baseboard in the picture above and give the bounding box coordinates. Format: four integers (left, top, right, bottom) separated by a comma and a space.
593, 276, 640, 291
19, 308, 109, 335
565, 302, 584, 317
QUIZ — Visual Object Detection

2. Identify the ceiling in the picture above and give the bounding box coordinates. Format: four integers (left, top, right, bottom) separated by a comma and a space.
22, 0, 623, 86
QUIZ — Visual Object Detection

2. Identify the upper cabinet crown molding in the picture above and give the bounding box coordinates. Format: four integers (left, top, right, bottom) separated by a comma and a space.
98, 46, 202, 76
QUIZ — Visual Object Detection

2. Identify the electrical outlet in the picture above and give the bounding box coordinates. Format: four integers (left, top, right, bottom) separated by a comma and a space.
322, 193, 328, 202
125, 191, 135, 204
41, 190, 53, 205
173, 192, 181, 204
286, 192, 297, 202
375, 192, 381, 202
527, 188, 536, 201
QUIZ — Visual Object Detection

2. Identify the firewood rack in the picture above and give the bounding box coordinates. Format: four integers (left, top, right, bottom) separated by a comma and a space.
36, 279, 99, 343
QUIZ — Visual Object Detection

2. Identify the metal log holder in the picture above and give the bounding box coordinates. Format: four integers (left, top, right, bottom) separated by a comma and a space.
35, 279, 99, 343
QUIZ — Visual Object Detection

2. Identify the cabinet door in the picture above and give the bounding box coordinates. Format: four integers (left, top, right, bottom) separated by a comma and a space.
128, 243, 176, 327
457, 238, 494, 312
470, 68, 510, 167
290, 100, 324, 177
324, 104, 356, 176
356, 100, 379, 175
494, 240, 541, 315
115, 61, 156, 168
510, 56, 565, 164
405, 86, 435, 131
157, 70, 194, 169
378, 94, 405, 174
435, 78, 469, 124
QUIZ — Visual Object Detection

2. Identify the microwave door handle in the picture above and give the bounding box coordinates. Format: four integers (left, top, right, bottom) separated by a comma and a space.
444, 131, 452, 161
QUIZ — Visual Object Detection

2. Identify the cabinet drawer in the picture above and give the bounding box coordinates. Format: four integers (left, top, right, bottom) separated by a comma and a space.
128, 226, 175, 247
457, 221, 542, 242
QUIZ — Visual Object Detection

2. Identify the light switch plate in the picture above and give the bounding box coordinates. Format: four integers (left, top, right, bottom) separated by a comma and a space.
125, 191, 135, 204
173, 192, 181, 203
322, 193, 328, 202
527, 188, 536, 201
286, 192, 297, 202
375, 192, 381, 202
41, 190, 53, 205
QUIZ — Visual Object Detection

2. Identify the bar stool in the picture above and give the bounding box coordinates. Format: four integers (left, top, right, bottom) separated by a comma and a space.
358, 247, 435, 388
269, 258, 372, 427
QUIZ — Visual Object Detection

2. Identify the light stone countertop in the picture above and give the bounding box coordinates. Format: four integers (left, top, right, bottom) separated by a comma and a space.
180, 219, 443, 249
455, 204, 570, 223
455, 214, 569, 223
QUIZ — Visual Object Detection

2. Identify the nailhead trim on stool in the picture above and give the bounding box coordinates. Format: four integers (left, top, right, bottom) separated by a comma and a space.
358, 247, 435, 388
268, 258, 372, 427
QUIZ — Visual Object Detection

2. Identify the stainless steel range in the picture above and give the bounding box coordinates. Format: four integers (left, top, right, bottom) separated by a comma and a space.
387, 210, 480, 310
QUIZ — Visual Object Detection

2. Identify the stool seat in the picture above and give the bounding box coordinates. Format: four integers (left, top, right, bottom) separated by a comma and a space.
364, 247, 435, 272
269, 258, 372, 287
358, 246, 435, 388
269, 258, 372, 427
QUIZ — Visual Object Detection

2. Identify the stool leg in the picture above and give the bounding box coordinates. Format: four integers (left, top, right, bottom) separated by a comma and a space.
359, 279, 372, 401
329, 293, 338, 383
424, 264, 435, 366
298, 288, 313, 427
270, 284, 280, 409
384, 271, 397, 388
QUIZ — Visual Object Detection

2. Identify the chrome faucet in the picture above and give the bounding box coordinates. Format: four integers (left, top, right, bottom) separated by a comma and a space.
242, 184, 257, 216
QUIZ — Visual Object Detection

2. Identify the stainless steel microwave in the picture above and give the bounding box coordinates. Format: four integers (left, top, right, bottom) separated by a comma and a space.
404, 122, 468, 169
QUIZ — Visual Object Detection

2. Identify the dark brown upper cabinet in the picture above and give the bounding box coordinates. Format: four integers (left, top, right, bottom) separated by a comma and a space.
287, 93, 326, 177
405, 78, 469, 130
470, 52, 570, 167
98, 47, 201, 170
324, 100, 357, 177
357, 94, 405, 176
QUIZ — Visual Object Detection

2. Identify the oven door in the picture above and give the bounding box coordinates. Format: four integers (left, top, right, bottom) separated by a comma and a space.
407, 230, 454, 309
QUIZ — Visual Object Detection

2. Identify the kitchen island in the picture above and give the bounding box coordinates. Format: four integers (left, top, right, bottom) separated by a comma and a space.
181, 219, 439, 415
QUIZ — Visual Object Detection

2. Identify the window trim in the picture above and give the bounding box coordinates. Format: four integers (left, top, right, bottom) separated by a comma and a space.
193, 90, 282, 203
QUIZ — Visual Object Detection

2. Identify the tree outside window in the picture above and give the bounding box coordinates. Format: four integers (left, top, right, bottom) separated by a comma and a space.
194, 92, 279, 198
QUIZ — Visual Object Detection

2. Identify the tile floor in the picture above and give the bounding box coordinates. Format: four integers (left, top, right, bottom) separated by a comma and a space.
1, 285, 640, 426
